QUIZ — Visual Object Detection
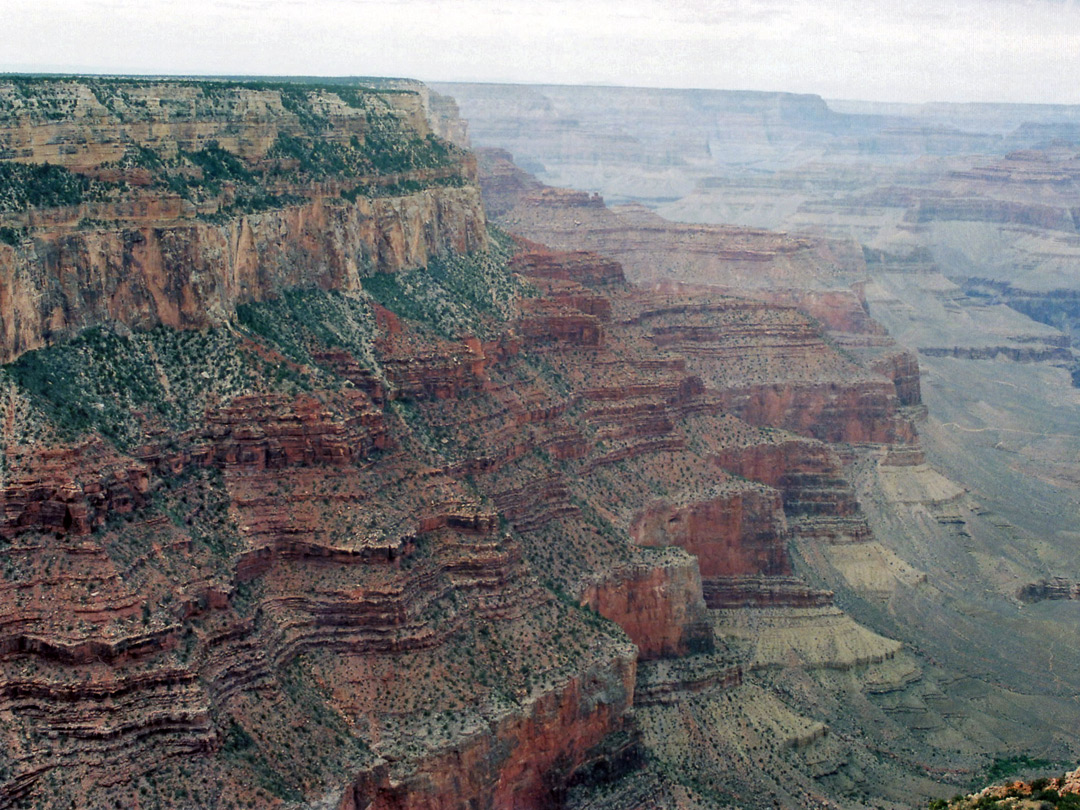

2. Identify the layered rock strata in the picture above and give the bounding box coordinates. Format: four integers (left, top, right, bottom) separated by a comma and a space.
0, 79, 936, 810
0, 78, 487, 362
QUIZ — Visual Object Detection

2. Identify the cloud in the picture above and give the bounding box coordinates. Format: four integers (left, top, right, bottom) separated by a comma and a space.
1, 0, 1079, 103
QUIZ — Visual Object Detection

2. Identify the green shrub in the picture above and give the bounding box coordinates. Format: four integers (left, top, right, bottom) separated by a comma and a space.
235, 287, 378, 370
0, 161, 118, 211
358, 234, 520, 339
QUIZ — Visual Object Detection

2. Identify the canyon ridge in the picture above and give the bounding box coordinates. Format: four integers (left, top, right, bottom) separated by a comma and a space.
0, 75, 1077, 809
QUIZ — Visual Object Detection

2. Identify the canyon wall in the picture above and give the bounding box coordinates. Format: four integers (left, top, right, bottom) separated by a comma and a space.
0, 78, 1015, 810
0, 78, 487, 362
0, 187, 485, 361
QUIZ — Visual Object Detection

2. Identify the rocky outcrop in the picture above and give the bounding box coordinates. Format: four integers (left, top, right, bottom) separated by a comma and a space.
512, 249, 626, 289
0, 79, 431, 169
340, 649, 637, 810
206, 391, 389, 469
1, 440, 150, 538
917, 343, 1073, 362
518, 298, 604, 348
702, 576, 834, 609
378, 330, 496, 401
502, 189, 843, 289
427, 90, 472, 149
621, 297, 913, 445
939, 764, 1080, 809
711, 379, 913, 445
710, 434, 874, 544
1017, 577, 1080, 603
479, 162, 922, 452
634, 653, 742, 706
581, 553, 712, 661
474, 147, 545, 218
866, 346, 922, 406
0, 78, 488, 363
629, 486, 789, 578
0, 187, 486, 362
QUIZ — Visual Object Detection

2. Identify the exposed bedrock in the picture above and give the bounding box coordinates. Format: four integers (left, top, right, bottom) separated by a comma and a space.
866, 347, 923, 407
0, 93, 965, 807
621, 303, 916, 447
477, 152, 929, 452
581, 553, 713, 661
340, 649, 637, 810
0, 187, 487, 363
206, 391, 391, 470
0, 80, 439, 169
710, 379, 912, 445
711, 437, 873, 544
0, 78, 489, 364
701, 576, 835, 609
1, 440, 151, 538
511, 248, 626, 288
629, 486, 789, 579
1017, 577, 1080, 603
2, 390, 389, 540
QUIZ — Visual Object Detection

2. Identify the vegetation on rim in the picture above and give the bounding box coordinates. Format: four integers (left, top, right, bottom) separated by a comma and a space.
0, 76, 468, 221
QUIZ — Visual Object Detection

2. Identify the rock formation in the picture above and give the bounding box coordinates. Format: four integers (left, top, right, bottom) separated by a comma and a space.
0, 75, 1045, 810
0, 78, 487, 362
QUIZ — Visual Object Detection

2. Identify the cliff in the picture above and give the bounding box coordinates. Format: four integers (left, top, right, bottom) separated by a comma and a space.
0, 78, 936, 810
417, 82, 1080, 810
0, 77, 487, 362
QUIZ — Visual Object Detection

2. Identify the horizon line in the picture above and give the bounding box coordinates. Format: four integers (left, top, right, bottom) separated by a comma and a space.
2, 69, 1080, 110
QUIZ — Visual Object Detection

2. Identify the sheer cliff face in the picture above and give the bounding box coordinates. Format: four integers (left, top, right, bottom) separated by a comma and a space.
0, 187, 485, 361
0, 79, 486, 362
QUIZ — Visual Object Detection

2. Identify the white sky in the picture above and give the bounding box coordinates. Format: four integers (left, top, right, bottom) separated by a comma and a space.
2, 0, 1079, 104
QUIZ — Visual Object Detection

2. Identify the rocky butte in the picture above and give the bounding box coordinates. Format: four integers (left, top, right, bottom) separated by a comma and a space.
0, 75, 1075, 810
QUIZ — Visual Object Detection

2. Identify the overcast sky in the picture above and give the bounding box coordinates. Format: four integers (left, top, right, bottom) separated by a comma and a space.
2, 0, 1079, 104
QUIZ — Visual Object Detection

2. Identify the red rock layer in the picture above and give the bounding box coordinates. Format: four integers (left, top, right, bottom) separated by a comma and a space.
339, 651, 637, 810
0, 188, 487, 363
710, 437, 873, 544
1, 441, 150, 538
581, 556, 711, 661
0, 165, 930, 807
206, 391, 389, 469
702, 576, 835, 609
710, 381, 911, 445
629, 487, 789, 579
512, 249, 626, 288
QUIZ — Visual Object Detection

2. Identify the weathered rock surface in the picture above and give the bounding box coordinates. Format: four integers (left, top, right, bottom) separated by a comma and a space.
581, 553, 712, 661
0, 78, 487, 362
630, 485, 788, 579
0, 78, 988, 810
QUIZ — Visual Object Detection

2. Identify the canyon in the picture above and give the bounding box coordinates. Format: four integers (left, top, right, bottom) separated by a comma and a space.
439, 82, 1080, 805
0, 74, 1078, 810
